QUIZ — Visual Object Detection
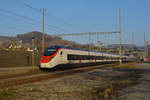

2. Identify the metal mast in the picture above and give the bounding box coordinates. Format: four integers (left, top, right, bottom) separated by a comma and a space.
132, 32, 134, 51
42, 8, 45, 53
119, 8, 122, 64
32, 37, 35, 66
144, 31, 149, 58
88, 32, 91, 56
144, 31, 146, 58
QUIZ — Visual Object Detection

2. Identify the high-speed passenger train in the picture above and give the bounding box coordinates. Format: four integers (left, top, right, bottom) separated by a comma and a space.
40, 45, 127, 69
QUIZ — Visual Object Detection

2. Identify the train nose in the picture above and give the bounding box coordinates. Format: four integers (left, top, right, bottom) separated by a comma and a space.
40, 62, 54, 68
41, 63, 49, 68
41, 56, 51, 63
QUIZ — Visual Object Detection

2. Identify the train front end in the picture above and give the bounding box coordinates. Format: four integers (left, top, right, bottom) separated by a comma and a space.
40, 46, 60, 69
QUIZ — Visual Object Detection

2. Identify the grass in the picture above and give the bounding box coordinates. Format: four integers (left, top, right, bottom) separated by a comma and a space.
82, 74, 139, 100
97, 63, 140, 100
78, 62, 140, 100
0, 87, 18, 100
0, 62, 140, 100
0, 67, 42, 80
113, 62, 140, 68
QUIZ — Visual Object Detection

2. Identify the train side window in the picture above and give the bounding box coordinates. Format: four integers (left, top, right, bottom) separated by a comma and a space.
60, 51, 63, 55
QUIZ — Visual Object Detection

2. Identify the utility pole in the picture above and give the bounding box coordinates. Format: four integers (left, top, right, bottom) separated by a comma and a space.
132, 32, 134, 52
119, 8, 122, 64
88, 32, 91, 54
32, 37, 35, 67
146, 41, 149, 57
42, 8, 45, 53
97, 32, 99, 51
144, 31, 147, 58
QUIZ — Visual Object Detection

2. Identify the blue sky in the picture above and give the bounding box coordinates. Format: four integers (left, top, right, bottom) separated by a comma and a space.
0, 0, 150, 46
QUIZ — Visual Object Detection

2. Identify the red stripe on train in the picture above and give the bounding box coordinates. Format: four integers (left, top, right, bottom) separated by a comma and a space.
41, 48, 61, 63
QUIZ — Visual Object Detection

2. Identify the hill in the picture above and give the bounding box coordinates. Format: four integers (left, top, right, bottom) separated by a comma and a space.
0, 31, 83, 49
0, 36, 11, 43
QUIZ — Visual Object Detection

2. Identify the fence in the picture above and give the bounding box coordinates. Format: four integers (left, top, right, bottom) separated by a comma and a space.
0, 49, 40, 67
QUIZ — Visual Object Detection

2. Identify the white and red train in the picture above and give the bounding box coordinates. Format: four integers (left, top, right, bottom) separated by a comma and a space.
144, 57, 150, 62
40, 45, 129, 69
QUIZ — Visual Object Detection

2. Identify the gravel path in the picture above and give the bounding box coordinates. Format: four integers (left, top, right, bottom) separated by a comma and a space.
118, 63, 150, 100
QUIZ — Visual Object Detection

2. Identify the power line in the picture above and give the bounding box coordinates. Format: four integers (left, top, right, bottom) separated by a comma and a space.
0, 12, 41, 28
53, 32, 120, 36
0, 8, 68, 32
15, 0, 73, 29
0, 8, 65, 33
0, 8, 42, 24
15, 0, 41, 12
0, 25, 29, 32
0, 13, 58, 33
46, 12, 74, 27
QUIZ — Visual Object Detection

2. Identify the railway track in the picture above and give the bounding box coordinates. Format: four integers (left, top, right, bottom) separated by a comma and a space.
0, 63, 117, 88
0, 69, 47, 80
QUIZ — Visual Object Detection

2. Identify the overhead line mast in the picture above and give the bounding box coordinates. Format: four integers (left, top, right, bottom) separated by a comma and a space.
51, 8, 122, 65
144, 31, 148, 58
119, 8, 122, 64
132, 32, 134, 51
42, 8, 45, 53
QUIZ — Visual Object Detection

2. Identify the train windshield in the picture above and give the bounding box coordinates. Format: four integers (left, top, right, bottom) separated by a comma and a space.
43, 46, 60, 56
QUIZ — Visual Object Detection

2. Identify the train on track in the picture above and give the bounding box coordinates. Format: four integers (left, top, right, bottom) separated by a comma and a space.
144, 56, 150, 62
40, 45, 130, 69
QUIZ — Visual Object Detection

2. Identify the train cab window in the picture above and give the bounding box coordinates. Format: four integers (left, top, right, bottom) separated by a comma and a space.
43, 46, 60, 56
60, 51, 63, 55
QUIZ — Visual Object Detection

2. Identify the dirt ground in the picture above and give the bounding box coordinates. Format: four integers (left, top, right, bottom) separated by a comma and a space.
1, 65, 129, 100
0, 63, 149, 100
0, 66, 39, 79
118, 63, 150, 100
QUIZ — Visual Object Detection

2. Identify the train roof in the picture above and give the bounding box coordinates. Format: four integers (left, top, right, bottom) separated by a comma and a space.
48, 45, 101, 53
47, 45, 122, 56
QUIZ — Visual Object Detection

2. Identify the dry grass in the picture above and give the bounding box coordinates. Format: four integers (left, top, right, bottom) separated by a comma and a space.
0, 62, 141, 100
0, 87, 18, 100
0, 67, 43, 80
113, 62, 140, 68
74, 62, 140, 100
